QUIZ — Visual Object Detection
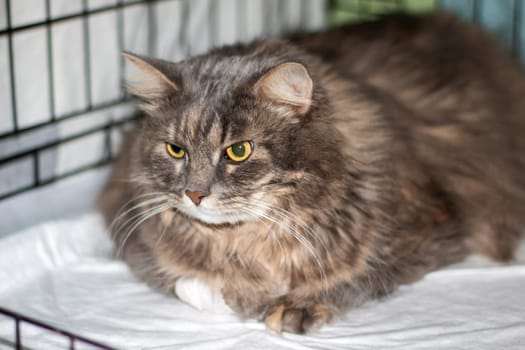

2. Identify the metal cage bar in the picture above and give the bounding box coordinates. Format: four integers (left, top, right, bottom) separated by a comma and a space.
0, 306, 118, 350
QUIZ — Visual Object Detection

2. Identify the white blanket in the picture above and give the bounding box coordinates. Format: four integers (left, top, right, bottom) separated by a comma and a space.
0, 213, 524, 349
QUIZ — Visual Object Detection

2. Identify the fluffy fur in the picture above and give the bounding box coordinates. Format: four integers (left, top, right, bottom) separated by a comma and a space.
98, 12, 525, 333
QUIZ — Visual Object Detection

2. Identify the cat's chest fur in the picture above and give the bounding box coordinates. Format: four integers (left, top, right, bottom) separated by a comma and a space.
143, 210, 301, 298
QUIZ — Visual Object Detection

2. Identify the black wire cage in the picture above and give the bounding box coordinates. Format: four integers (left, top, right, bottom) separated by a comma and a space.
1, 0, 524, 349
0, 306, 118, 350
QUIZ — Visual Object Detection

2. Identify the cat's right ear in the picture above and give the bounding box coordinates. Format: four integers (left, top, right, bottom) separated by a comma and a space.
122, 52, 178, 101
253, 62, 313, 116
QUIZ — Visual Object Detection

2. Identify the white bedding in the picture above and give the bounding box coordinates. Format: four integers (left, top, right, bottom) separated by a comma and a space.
0, 213, 524, 349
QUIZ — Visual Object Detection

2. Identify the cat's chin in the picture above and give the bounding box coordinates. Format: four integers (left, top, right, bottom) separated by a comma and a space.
177, 205, 251, 226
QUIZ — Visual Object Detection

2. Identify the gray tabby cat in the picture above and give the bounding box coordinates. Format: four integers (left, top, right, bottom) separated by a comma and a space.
99, 12, 525, 333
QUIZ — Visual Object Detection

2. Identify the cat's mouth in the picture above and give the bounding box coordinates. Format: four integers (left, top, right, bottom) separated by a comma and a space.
174, 194, 269, 226
177, 204, 253, 226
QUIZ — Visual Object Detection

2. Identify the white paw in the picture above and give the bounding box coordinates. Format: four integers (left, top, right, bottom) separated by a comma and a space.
174, 277, 233, 314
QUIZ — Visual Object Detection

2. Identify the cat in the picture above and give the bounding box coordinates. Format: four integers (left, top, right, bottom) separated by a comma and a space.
98, 12, 525, 334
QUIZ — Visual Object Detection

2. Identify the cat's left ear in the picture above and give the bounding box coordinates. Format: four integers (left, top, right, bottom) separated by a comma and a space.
122, 52, 179, 100
253, 62, 313, 115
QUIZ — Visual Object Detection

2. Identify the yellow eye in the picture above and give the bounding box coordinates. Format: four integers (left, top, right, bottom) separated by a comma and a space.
166, 143, 186, 159
225, 141, 253, 162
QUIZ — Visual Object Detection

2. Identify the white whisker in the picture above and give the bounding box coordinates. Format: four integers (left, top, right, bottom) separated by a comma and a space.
116, 203, 173, 258
110, 195, 169, 238
247, 199, 331, 259
155, 219, 170, 248
112, 191, 165, 217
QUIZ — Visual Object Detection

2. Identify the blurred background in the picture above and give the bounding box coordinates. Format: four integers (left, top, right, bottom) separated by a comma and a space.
0, 0, 523, 234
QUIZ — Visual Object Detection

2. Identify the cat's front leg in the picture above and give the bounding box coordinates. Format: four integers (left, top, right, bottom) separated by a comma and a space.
262, 281, 375, 334
221, 283, 272, 318
264, 298, 338, 334
222, 283, 337, 333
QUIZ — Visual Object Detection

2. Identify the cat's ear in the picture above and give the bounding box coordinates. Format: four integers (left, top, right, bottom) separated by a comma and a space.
122, 52, 178, 100
253, 62, 313, 115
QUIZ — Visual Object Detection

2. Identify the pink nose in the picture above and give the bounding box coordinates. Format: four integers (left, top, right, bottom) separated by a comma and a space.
185, 190, 207, 206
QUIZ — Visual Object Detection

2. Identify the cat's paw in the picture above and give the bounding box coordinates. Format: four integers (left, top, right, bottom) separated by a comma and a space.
264, 303, 333, 334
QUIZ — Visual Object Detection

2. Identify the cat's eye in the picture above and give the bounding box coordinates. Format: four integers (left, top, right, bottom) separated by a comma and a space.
166, 143, 186, 159
225, 141, 253, 163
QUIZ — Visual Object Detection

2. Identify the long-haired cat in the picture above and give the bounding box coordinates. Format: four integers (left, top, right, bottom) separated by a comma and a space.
98, 12, 525, 333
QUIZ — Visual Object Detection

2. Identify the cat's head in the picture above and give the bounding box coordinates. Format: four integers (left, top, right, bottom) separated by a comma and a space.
124, 42, 345, 225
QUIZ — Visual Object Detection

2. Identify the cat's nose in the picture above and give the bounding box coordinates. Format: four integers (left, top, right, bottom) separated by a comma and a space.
185, 190, 208, 206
